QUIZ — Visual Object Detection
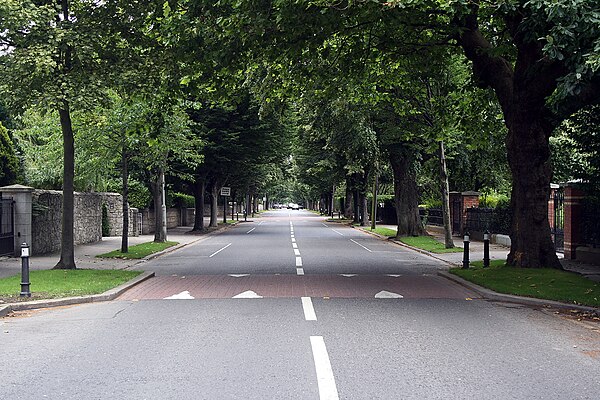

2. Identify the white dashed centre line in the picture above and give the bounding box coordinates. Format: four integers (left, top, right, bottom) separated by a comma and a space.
209, 243, 232, 258
301, 297, 317, 321
292, 243, 298, 249
321, 223, 329, 227
294, 249, 301, 256
331, 229, 344, 236
296, 267, 305, 275
246, 228, 256, 234
292, 238, 296, 243
310, 336, 339, 400
296, 257, 303, 266
350, 239, 372, 253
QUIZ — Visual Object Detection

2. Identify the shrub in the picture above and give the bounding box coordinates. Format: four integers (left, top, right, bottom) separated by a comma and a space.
169, 192, 195, 208
101, 204, 110, 236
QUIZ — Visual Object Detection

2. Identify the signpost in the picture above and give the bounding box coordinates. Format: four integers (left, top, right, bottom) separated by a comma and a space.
221, 187, 231, 224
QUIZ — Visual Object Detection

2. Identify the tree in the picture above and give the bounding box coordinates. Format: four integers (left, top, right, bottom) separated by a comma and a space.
0, 0, 124, 268
0, 122, 20, 187
216, 0, 600, 268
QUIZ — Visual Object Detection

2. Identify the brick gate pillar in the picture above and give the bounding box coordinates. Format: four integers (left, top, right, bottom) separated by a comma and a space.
564, 185, 585, 260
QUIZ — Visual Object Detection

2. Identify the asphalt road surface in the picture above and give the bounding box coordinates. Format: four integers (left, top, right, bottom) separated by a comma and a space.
2, 209, 599, 399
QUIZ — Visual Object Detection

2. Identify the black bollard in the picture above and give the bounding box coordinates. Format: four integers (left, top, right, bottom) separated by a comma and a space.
462, 232, 470, 269
20, 242, 31, 297
483, 230, 490, 268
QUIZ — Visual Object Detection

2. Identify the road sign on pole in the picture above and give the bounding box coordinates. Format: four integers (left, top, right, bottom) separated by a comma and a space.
220, 187, 231, 197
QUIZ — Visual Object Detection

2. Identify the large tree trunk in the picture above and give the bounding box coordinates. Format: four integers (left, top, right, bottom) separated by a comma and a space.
360, 192, 368, 226
209, 182, 219, 227
353, 189, 360, 224
121, 144, 129, 253
192, 178, 205, 232
439, 141, 454, 248
54, 104, 76, 269
506, 116, 561, 269
456, 5, 563, 268
344, 181, 353, 219
389, 145, 425, 237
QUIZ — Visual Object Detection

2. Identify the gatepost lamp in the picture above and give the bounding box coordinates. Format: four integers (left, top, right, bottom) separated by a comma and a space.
20, 242, 31, 297
483, 230, 490, 268
462, 232, 470, 269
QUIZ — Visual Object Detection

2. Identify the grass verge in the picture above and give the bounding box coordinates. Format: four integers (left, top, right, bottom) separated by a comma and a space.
0, 269, 142, 302
451, 260, 600, 307
364, 227, 397, 237
399, 236, 463, 253
98, 241, 178, 259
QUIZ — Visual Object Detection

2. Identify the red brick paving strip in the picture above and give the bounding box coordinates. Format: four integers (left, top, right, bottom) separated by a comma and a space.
117, 275, 478, 300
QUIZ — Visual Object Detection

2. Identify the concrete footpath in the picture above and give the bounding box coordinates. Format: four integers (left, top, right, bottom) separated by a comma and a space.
365, 224, 600, 282
0, 224, 242, 316
0, 226, 227, 279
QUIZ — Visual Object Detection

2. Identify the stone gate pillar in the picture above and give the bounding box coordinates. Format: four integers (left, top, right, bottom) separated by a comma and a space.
0, 184, 34, 256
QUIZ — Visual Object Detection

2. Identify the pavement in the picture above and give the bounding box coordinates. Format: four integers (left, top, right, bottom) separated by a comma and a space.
366, 223, 600, 282
0, 225, 231, 279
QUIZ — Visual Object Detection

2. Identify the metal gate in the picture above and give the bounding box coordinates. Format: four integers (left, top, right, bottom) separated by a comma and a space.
0, 199, 15, 256
552, 188, 564, 253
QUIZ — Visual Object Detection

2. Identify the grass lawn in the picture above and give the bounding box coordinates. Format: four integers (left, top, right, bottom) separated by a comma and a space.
364, 227, 397, 237
97, 241, 178, 259
452, 260, 600, 307
0, 269, 142, 302
399, 236, 463, 253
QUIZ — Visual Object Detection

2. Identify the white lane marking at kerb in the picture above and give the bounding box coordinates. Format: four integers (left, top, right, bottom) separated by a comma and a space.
331, 229, 344, 236
246, 228, 256, 234
375, 290, 404, 299
209, 243, 232, 258
296, 267, 305, 275
164, 291, 195, 300
302, 297, 317, 321
294, 249, 301, 256
310, 336, 340, 400
350, 239, 372, 252
296, 257, 303, 267
232, 290, 263, 299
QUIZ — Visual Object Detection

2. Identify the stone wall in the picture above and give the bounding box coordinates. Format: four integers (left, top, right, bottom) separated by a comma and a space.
32, 190, 102, 255
141, 208, 183, 235
99, 193, 138, 237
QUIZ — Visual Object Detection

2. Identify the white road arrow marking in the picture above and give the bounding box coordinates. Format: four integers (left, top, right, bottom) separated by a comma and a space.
228, 274, 250, 278
375, 290, 404, 299
232, 290, 263, 299
163, 291, 195, 300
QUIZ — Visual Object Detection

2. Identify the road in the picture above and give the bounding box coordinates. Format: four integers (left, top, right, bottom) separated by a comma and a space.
1, 209, 599, 399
